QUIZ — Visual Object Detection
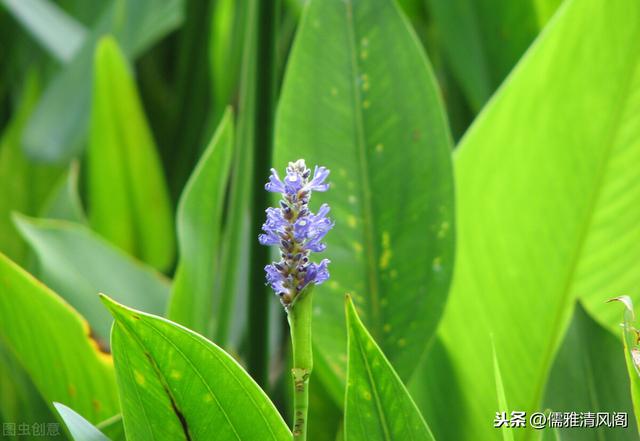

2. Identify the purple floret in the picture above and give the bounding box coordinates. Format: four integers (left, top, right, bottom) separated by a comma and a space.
258, 159, 333, 308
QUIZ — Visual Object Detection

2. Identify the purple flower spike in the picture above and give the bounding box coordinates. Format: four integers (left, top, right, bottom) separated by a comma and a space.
259, 159, 333, 308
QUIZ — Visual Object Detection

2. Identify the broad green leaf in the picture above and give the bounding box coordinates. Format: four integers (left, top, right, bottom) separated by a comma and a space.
408, 338, 467, 441
543, 303, 636, 440
168, 109, 234, 336
426, 0, 561, 111
54, 403, 110, 441
344, 296, 435, 441
0, 252, 118, 423
88, 36, 175, 272
274, 0, 455, 403
1, 0, 87, 63
23, 0, 183, 162
102, 296, 291, 441
434, 0, 640, 439
0, 70, 62, 265
0, 343, 59, 438
14, 215, 170, 342
493, 343, 515, 441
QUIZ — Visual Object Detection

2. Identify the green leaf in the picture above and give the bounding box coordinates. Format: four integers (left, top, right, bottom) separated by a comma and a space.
408, 338, 467, 441
0, 343, 58, 435
426, 0, 561, 111
22, 0, 183, 162
434, 0, 640, 438
344, 295, 435, 441
274, 0, 455, 402
14, 215, 170, 342
88, 36, 175, 272
543, 303, 637, 440
168, 109, 234, 336
1, 0, 87, 63
0, 252, 118, 423
214, 0, 258, 348
102, 296, 291, 441
40, 161, 87, 224
0, 70, 62, 265
54, 402, 110, 441
492, 343, 515, 441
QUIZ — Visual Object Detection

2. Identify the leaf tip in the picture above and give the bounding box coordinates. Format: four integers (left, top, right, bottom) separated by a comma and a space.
607, 295, 635, 320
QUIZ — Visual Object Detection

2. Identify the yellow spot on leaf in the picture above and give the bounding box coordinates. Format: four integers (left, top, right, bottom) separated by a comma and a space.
437, 221, 450, 239
432, 257, 442, 272
375, 143, 384, 153
383, 324, 392, 333
170, 370, 182, 380
398, 338, 407, 347
134, 370, 145, 386
68, 384, 77, 397
360, 50, 368, 60
353, 242, 363, 253
204, 393, 213, 403
379, 232, 392, 269
347, 216, 357, 228
362, 100, 371, 109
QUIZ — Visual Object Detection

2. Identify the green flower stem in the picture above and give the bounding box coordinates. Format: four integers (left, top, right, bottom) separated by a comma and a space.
288, 287, 314, 441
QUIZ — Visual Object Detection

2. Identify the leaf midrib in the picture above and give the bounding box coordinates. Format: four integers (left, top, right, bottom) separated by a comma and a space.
353, 323, 392, 440
342, 0, 382, 338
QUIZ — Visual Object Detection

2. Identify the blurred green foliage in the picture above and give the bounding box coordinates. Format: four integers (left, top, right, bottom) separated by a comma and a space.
0, 0, 639, 440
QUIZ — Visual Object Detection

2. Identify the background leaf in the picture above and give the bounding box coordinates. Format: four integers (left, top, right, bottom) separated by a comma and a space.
0, 253, 119, 423
425, 0, 562, 111
428, 0, 640, 439
542, 303, 637, 440
274, 0, 455, 403
0, 70, 62, 266
15, 215, 170, 342
344, 295, 435, 441
21, 0, 184, 162
1, 0, 87, 63
103, 296, 291, 441
168, 109, 234, 337
88, 36, 175, 272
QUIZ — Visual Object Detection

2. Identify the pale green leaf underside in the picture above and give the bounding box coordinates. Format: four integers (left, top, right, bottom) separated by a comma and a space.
103, 297, 291, 441
14, 215, 169, 342
274, 0, 455, 403
344, 296, 435, 441
436, 0, 640, 439
1, 0, 87, 63
22, 0, 184, 162
54, 402, 110, 441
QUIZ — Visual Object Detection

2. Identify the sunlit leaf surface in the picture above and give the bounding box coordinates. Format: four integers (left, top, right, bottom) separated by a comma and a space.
274, 0, 455, 403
